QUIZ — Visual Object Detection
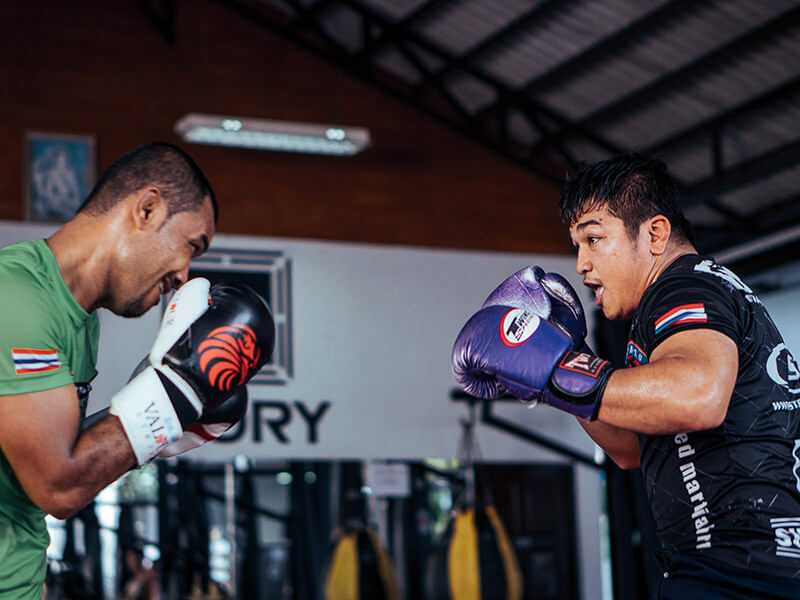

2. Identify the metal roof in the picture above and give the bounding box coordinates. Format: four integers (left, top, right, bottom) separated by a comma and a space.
197, 0, 800, 274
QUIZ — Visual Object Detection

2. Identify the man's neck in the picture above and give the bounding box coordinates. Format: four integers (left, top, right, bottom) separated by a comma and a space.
46, 214, 116, 312
649, 242, 698, 286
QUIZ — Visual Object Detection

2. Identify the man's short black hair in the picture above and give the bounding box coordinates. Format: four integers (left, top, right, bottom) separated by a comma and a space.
79, 142, 218, 222
559, 153, 693, 245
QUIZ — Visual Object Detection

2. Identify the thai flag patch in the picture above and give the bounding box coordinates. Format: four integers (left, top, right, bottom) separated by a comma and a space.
654, 303, 707, 335
12, 348, 61, 375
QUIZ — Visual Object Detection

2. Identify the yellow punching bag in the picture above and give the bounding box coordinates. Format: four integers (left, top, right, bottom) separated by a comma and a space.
428, 505, 523, 600
324, 526, 399, 600
427, 405, 523, 599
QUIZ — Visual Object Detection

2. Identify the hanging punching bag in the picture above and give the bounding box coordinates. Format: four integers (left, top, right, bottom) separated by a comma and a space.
428, 405, 523, 600
324, 526, 399, 600
426, 505, 523, 600
324, 463, 399, 600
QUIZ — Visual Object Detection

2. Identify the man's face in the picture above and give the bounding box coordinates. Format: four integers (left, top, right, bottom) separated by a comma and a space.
117, 196, 215, 318
569, 205, 653, 320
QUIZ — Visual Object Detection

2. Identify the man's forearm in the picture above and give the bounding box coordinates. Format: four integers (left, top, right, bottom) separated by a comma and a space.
46, 416, 136, 519
578, 418, 641, 469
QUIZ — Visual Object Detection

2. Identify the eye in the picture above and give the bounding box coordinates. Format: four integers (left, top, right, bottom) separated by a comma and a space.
587, 236, 599, 246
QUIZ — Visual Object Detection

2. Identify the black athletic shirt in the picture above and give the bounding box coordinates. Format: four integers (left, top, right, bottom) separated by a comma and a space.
627, 254, 800, 579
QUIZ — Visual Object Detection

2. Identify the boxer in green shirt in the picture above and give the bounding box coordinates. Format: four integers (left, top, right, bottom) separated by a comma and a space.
0, 143, 272, 599
0, 239, 99, 598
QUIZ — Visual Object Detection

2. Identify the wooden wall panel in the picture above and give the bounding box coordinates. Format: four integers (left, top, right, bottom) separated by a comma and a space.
0, 1, 570, 254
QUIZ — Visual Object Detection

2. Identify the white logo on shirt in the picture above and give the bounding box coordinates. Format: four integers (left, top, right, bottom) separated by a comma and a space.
771, 517, 800, 559
793, 440, 800, 495
767, 343, 800, 396
694, 259, 761, 304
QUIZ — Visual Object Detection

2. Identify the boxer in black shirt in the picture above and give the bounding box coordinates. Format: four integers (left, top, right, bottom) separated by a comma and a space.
630, 254, 800, 580
562, 156, 800, 598
451, 154, 800, 599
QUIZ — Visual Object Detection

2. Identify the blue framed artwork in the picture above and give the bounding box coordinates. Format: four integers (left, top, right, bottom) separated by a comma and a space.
25, 132, 96, 221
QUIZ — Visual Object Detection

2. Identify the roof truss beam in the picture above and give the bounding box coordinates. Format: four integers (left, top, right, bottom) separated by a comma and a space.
339, 0, 623, 157
684, 139, 800, 206
288, 0, 339, 33
357, 0, 450, 64
645, 75, 800, 156
413, 0, 563, 94
284, 0, 345, 53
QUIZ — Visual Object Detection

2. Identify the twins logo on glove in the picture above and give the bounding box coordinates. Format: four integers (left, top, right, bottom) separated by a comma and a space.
500, 309, 541, 347
198, 324, 262, 391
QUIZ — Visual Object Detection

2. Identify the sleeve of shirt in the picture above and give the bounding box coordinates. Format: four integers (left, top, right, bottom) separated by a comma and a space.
636, 272, 740, 355
0, 271, 75, 395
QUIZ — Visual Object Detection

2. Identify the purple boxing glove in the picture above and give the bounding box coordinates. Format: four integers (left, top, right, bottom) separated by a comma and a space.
451, 306, 612, 420
482, 266, 586, 346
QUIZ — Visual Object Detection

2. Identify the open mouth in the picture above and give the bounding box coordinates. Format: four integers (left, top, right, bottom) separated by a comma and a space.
585, 281, 604, 306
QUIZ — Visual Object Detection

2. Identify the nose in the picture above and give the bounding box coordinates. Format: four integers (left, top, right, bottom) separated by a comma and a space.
173, 264, 191, 289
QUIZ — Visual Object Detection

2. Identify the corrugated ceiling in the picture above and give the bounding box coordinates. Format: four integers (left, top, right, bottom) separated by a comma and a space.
210, 0, 800, 271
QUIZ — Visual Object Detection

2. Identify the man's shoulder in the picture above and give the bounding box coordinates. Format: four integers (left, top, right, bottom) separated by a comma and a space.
0, 243, 58, 318
0, 256, 45, 299
644, 254, 745, 298
0, 239, 43, 260
657, 253, 710, 281
0, 241, 47, 281
632, 254, 748, 349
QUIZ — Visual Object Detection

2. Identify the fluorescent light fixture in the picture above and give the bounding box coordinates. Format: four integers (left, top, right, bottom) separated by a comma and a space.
175, 113, 370, 156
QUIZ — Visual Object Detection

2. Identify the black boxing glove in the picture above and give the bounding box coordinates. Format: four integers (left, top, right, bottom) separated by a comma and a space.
111, 278, 274, 464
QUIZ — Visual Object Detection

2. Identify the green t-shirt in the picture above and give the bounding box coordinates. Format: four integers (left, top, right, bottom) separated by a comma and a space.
0, 239, 99, 599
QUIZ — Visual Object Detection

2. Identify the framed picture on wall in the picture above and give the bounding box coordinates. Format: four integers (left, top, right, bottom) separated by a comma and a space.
24, 131, 96, 221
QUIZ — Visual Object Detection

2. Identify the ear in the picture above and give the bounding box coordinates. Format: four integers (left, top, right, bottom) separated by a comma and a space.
131, 187, 168, 231
645, 215, 671, 256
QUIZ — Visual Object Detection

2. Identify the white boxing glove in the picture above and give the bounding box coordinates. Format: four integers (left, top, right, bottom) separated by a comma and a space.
110, 278, 211, 465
